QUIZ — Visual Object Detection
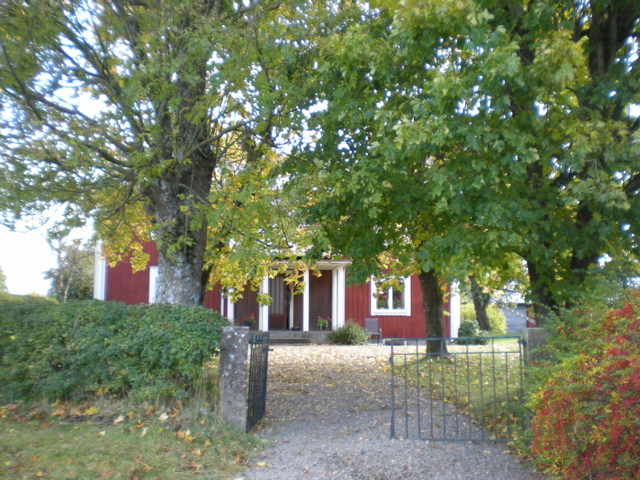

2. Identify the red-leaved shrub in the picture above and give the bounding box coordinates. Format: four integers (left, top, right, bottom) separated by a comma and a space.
530, 297, 640, 479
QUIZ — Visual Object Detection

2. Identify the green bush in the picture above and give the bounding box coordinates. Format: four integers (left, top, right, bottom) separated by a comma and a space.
528, 292, 640, 479
0, 299, 228, 403
460, 302, 507, 334
328, 321, 370, 345
456, 319, 490, 345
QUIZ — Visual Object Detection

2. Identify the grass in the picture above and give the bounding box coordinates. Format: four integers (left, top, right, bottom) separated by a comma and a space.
0, 402, 265, 480
394, 337, 525, 440
0, 360, 265, 479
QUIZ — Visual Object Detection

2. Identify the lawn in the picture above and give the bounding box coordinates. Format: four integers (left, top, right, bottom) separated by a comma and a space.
0, 402, 264, 479
391, 337, 525, 440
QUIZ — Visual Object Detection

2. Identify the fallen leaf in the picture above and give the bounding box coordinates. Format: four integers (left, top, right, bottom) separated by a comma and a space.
84, 407, 99, 416
98, 431, 106, 437
113, 415, 125, 425
52, 406, 67, 416
143, 464, 153, 472
99, 470, 115, 478
181, 461, 200, 471
157, 413, 169, 423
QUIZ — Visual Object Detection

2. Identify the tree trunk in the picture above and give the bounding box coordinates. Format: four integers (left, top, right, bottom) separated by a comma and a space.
147, 52, 215, 306
468, 274, 491, 331
527, 261, 557, 326
418, 269, 448, 354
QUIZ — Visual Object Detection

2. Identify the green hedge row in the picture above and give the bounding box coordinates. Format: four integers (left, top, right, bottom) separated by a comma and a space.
0, 298, 228, 403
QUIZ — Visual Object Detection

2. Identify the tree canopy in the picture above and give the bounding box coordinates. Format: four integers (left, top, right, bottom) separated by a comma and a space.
2, 0, 639, 327
289, 0, 640, 327
0, 0, 354, 304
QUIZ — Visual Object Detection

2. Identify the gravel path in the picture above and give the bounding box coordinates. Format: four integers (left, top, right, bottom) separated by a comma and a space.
234, 345, 549, 480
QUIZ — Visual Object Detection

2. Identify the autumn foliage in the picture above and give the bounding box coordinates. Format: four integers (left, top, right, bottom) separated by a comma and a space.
529, 294, 640, 479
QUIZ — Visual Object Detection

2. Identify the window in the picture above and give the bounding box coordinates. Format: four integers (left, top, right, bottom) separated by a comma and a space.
371, 276, 411, 316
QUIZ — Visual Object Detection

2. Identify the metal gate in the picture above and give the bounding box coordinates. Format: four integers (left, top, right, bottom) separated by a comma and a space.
246, 332, 270, 432
390, 337, 524, 442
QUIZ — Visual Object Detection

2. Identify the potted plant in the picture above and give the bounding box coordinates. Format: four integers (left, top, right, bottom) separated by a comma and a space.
317, 316, 331, 330
244, 313, 256, 327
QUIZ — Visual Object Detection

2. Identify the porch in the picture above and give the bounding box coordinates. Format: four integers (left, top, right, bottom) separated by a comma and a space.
223, 262, 349, 333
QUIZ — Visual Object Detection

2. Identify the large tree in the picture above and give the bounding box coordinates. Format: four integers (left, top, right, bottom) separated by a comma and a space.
292, 0, 640, 337
0, 0, 341, 305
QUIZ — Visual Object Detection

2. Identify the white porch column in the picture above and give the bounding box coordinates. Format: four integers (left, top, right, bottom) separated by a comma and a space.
331, 269, 338, 331
303, 269, 310, 332
259, 275, 269, 332
337, 266, 346, 328
226, 293, 235, 323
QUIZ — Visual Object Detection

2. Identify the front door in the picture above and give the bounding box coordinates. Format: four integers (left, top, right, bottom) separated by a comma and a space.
268, 275, 287, 329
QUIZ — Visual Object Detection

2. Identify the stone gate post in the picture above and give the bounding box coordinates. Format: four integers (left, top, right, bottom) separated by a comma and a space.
217, 326, 250, 431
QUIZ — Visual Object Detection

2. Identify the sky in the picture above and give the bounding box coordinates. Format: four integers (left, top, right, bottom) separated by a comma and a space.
0, 222, 93, 296
0, 224, 58, 296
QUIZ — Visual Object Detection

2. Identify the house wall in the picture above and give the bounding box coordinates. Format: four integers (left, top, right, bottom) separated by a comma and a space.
345, 274, 454, 339
104, 242, 158, 304
98, 241, 454, 339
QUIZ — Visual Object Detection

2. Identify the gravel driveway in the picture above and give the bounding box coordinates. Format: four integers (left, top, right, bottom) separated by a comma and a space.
234, 345, 550, 480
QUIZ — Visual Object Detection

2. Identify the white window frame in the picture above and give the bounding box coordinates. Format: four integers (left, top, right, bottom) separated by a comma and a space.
370, 276, 411, 316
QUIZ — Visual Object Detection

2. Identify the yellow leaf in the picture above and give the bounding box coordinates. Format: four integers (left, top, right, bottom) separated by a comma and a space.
113, 415, 125, 425
98, 431, 106, 437
204, 439, 211, 446
84, 407, 99, 416
257, 462, 266, 467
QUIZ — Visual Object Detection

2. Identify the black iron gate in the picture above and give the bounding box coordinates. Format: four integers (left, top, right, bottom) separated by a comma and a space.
246, 332, 270, 432
390, 337, 524, 442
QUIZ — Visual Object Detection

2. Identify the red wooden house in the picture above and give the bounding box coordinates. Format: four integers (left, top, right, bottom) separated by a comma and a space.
93, 242, 461, 339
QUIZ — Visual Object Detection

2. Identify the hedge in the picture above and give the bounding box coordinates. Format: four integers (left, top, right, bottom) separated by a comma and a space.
0, 298, 228, 402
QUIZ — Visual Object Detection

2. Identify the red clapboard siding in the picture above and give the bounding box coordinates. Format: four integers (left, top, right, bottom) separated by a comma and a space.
204, 284, 222, 313
345, 274, 431, 339
105, 241, 158, 304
